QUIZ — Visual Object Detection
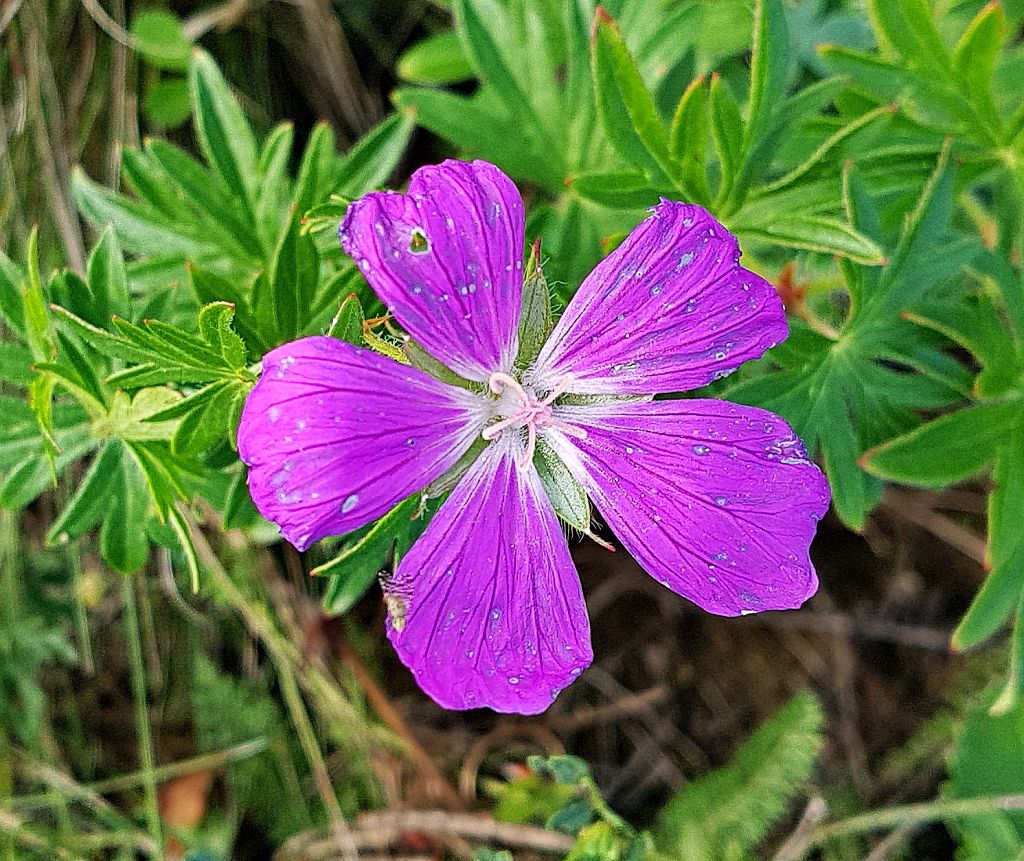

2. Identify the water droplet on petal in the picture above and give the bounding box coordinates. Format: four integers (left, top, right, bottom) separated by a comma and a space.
342, 494, 359, 513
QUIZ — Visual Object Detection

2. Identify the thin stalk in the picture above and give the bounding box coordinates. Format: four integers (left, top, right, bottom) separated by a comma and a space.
65, 548, 93, 675
799, 793, 1024, 857
11, 739, 268, 811
121, 576, 164, 860
275, 655, 360, 861
180, 506, 360, 861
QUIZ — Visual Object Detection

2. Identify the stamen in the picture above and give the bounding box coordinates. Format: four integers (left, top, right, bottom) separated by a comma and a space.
483, 372, 584, 470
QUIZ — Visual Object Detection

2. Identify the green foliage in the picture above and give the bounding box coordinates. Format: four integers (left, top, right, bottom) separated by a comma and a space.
731, 147, 973, 528
1, 50, 411, 584
191, 655, 315, 847
0, 615, 74, 747
5, 3, 1024, 858
946, 690, 1024, 858
493, 696, 823, 861
651, 691, 824, 861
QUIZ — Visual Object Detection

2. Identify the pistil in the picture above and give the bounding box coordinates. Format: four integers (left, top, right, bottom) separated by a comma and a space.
482, 372, 585, 468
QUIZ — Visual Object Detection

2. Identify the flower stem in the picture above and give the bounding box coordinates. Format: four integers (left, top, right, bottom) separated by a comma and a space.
798, 793, 1024, 857
121, 575, 163, 860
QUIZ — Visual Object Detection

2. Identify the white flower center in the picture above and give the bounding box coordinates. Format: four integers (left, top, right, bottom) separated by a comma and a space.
482, 372, 584, 468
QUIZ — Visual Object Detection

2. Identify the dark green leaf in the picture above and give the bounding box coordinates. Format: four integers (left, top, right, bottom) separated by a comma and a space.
863, 400, 1020, 487
318, 495, 430, 615
569, 171, 662, 209
189, 50, 258, 209
591, 9, 671, 182
336, 112, 415, 198
745, 0, 790, 149
86, 226, 131, 322
327, 293, 363, 345
47, 442, 121, 543
668, 76, 710, 204
99, 445, 151, 573
735, 214, 887, 264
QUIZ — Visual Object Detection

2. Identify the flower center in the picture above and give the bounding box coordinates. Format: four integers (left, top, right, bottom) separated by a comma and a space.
482, 372, 584, 468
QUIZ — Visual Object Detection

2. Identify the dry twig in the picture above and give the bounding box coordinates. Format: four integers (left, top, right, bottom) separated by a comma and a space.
276, 810, 575, 860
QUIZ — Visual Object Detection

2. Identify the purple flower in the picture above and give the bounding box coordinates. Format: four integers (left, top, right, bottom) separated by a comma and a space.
237, 160, 830, 715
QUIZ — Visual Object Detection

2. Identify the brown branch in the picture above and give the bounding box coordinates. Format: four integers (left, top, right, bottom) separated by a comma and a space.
276, 810, 575, 860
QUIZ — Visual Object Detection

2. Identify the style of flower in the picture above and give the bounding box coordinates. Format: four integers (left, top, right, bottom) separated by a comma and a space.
237, 160, 830, 715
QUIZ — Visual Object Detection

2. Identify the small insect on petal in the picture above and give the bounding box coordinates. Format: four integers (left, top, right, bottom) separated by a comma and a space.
377, 541, 411, 633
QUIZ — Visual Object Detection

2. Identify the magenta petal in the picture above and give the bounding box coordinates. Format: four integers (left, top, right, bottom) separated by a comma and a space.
339, 160, 525, 382
387, 440, 592, 714
237, 336, 481, 551
529, 201, 787, 395
548, 400, 830, 616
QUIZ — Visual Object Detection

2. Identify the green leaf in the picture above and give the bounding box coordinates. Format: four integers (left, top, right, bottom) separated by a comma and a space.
862, 400, 1021, 488
992, 599, 1024, 715
953, 533, 1024, 649
590, 9, 671, 182
709, 73, 744, 209
130, 10, 192, 71
143, 137, 261, 260
568, 170, 662, 210
393, 87, 558, 189
73, 167, 219, 261
816, 381, 880, 532
294, 122, 337, 214
0, 430, 96, 511
198, 302, 248, 370
92, 389, 182, 442
99, 444, 151, 573
317, 495, 430, 615
21, 226, 52, 362
189, 266, 268, 355
397, 30, 474, 84
745, 0, 789, 149
535, 439, 590, 532
668, 76, 710, 204
189, 50, 258, 209
223, 466, 260, 530
866, 0, 951, 74
954, 3, 1005, 92
566, 822, 619, 861
46, 442, 122, 543
735, 213, 887, 264
946, 688, 1024, 856
757, 104, 895, 199
0, 343, 33, 385
652, 691, 824, 857
170, 380, 245, 456
453, 0, 553, 161
872, 144, 956, 314
86, 226, 131, 323
955, 431, 1024, 650
259, 207, 319, 342
0, 251, 27, 335
336, 112, 415, 199
142, 77, 191, 128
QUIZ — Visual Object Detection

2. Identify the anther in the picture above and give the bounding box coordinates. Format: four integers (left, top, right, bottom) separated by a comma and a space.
483, 373, 583, 469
